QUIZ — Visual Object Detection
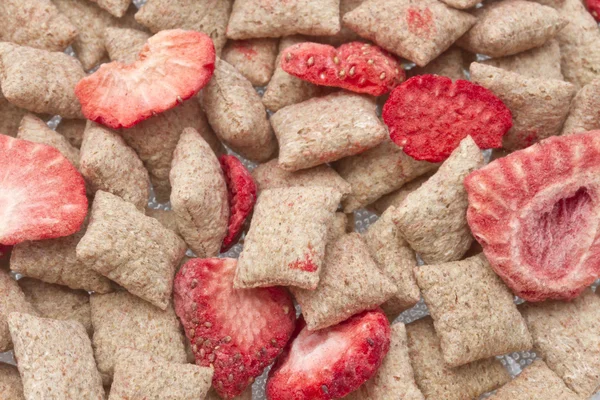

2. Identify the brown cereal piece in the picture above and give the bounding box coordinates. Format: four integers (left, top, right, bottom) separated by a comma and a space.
222, 39, 278, 86
406, 317, 510, 400
109, 348, 213, 400
170, 128, 228, 257
392, 136, 483, 264
345, 323, 424, 400
80, 122, 150, 210
145, 208, 180, 236
343, 0, 476, 67
415, 254, 532, 367
262, 36, 324, 112
0, 363, 24, 400
438, 0, 480, 9
201, 59, 276, 162
0, 0, 77, 52
104, 27, 150, 63
368, 174, 430, 215
205, 388, 252, 400
333, 139, 437, 213
234, 187, 342, 290
562, 79, 600, 135
482, 39, 563, 81
18, 278, 92, 336
56, 118, 86, 148
0, 93, 29, 138
89, 0, 132, 18
488, 360, 580, 400
520, 289, 600, 397
226, 0, 340, 40
17, 114, 80, 169
315, 0, 366, 46
291, 233, 397, 330
90, 291, 188, 385
77, 191, 186, 310
363, 207, 420, 320
272, 92, 386, 171
470, 62, 576, 151
8, 313, 105, 399
328, 212, 350, 242
121, 100, 224, 203
135, 0, 232, 54
410, 46, 468, 80
0, 43, 85, 118
0, 270, 37, 352
457, 1, 567, 58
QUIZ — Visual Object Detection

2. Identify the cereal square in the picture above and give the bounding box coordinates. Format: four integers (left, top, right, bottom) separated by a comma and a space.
0, 270, 37, 352
562, 78, 600, 135
0, 363, 24, 400
222, 39, 278, 86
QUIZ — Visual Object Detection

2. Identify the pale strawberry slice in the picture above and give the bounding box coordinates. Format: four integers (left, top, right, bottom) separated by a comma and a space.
465, 131, 600, 302
0, 135, 87, 245
266, 310, 391, 400
173, 258, 295, 399
75, 29, 216, 129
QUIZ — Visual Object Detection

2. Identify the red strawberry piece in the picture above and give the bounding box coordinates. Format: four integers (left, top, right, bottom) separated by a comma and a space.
266, 309, 391, 400
173, 258, 295, 399
219, 155, 257, 252
586, 0, 600, 21
280, 42, 405, 96
75, 29, 216, 129
465, 131, 600, 302
383, 74, 513, 163
0, 135, 87, 245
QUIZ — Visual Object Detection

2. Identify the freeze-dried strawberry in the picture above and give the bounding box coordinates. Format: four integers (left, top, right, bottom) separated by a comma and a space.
219, 155, 257, 252
383, 75, 512, 163
76, 29, 216, 129
0, 135, 87, 245
465, 131, 600, 302
281, 42, 405, 96
266, 310, 391, 400
173, 258, 295, 399
586, 0, 600, 21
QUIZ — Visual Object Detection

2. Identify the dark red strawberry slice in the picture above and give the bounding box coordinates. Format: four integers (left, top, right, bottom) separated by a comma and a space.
466, 131, 600, 302
75, 29, 216, 129
219, 155, 257, 252
586, 0, 600, 21
173, 258, 295, 399
281, 42, 405, 96
0, 135, 87, 245
266, 310, 391, 400
383, 74, 512, 163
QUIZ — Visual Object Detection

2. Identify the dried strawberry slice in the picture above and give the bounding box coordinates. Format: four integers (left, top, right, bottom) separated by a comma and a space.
465, 131, 600, 302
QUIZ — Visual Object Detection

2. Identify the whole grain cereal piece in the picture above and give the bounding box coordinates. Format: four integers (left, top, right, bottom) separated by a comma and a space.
328, 212, 350, 242
109, 348, 213, 400
393, 136, 484, 264
333, 139, 437, 213
406, 317, 510, 400
409, 46, 468, 80
272, 92, 386, 171
252, 159, 351, 199
438, 0, 480, 9
205, 388, 252, 400
77, 191, 186, 309
482, 39, 563, 81
19, 278, 92, 336
291, 233, 397, 330
415, 254, 532, 367
56, 118, 86, 148
0, 269, 37, 352
0, 43, 85, 118
470, 62, 576, 151
135, 0, 232, 54
562, 79, 600, 135
343, 0, 476, 67
222, 39, 278, 86
89, 0, 131, 18
0, 93, 29, 138
90, 291, 187, 385
8, 313, 105, 400
0, 363, 24, 400
345, 323, 424, 400
201, 59, 276, 162
488, 360, 580, 400
104, 27, 151, 63
368, 174, 430, 215
363, 207, 420, 320
234, 187, 342, 290
226, 0, 340, 40
145, 208, 180, 236
80, 122, 150, 210
0, 0, 77, 52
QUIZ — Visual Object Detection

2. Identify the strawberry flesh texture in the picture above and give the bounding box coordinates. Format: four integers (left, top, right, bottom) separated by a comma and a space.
219, 155, 257, 252
173, 258, 295, 399
0, 135, 87, 245
281, 42, 405, 96
465, 131, 600, 302
383, 75, 513, 163
76, 29, 216, 129
586, 0, 600, 21
266, 310, 391, 400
